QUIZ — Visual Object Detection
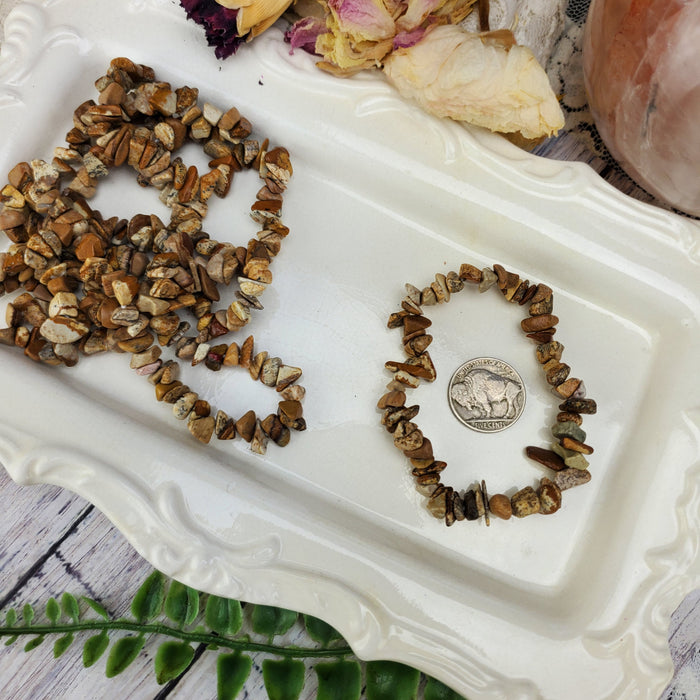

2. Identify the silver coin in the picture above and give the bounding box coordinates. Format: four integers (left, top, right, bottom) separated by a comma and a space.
447, 357, 526, 433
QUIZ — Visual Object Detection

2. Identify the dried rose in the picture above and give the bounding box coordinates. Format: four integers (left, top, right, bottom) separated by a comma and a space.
382, 25, 565, 140
314, 0, 398, 74
287, 0, 478, 74
328, 0, 396, 41
287, 0, 563, 141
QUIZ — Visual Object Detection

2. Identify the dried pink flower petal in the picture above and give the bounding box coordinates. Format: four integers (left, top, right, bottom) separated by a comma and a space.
286, 16, 328, 53
328, 0, 396, 41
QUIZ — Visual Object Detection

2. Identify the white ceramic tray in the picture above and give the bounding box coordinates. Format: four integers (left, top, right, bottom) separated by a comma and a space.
1, 1, 699, 697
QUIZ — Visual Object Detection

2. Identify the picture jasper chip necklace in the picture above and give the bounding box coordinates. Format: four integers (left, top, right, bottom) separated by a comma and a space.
379, 263, 597, 525
0, 58, 305, 456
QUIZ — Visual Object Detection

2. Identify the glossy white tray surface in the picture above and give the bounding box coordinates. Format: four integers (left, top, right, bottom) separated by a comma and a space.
1, 2, 699, 698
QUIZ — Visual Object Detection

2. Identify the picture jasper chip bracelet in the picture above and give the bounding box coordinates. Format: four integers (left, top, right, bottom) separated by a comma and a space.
0, 57, 304, 455
379, 263, 597, 525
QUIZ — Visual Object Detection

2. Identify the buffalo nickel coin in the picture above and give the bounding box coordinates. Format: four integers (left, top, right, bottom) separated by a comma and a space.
448, 357, 526, 433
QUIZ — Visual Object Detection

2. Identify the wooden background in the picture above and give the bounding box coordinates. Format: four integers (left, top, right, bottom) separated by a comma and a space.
0, 1, 698, 698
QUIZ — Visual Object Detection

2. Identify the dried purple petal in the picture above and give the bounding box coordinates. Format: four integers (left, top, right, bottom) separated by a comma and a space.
285, 17, 327, 55
180, 0, 245, 59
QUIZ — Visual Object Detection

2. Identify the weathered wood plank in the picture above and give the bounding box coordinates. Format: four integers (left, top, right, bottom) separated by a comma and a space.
0, 469, 91, 603
0, 494, 164, 699
0, 481, 324, 700
661, 589, 700, 699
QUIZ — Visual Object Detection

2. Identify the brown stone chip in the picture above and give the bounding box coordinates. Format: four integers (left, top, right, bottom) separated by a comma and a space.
216, 415, 236, 440
192, 399, 211, 417
117, 332, 154, 353
402, 314, 432, 335
239, 334, 255, 368
511, 486, 540, 517
148, 360, 176, 385
377, 390, 406, 409
162, 383, 190, 404
493, 265, 519, 296
275, 365, 302, 391
559, 397, 597, 414
492, 264, 508, 289
426, 485, 448, 519
403, 334, 432, 356
40, 317, 90, 343
556, 411, 582, 425
278, 399, 303, 424
381, 405, 420, 432
554, 378, 582, 398
553, 467, 592, 491
526, 330, 557, 343
393, 421, 424, 451
535, 341, 564, 364
280, 384, 305, 401
260, 356, 281, 386
130, 346, 161, 369
521, 314, 559, 333
410, 460, 447, 476
387, 310, 409, 328
420, 286, 437, 305
529, 294, 553, 316
543, 359, 570, 386
525, 445, 566, 471
249, 350, 267, 380
488, 494, 512, 520
445, 271, 463, 294
444, 488, 456, 526
173, 392, 197, 420
463, 489, 480, 520
560, 437, 594, 454
537, 478, 562, 514
401, 296, 422, 315
223, 342, 239, 366
530, 284, 552, 303
250, 420, 268, 454
448, 493, 463, 522
481, 480, 490, 526
259, 413, 283, 443
155, 380, 181, 401
0, 328, 16, 346
235, 410, 256, 442
403, 437, 433, 460
458, 263, 482, 283
508, 279, 530, 303
188, 415, 215, 444
518, 282, 538, 305
384, 359, 433, 379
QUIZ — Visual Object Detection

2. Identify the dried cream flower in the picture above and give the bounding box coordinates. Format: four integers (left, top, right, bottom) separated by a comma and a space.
383, 25, 565, 140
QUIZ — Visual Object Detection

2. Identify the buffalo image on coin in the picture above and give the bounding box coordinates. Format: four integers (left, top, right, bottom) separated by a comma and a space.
448, 358, 525, 433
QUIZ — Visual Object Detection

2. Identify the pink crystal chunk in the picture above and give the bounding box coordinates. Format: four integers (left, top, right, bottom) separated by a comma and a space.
583, 0, 700, 216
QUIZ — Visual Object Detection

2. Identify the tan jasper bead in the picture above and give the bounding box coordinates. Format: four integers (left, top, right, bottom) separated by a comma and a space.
520, 314, 559, 333
511, 487, 541, 518
488, 494, 512, 520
